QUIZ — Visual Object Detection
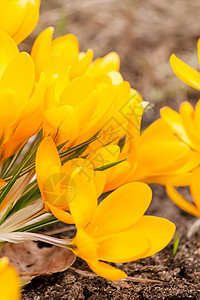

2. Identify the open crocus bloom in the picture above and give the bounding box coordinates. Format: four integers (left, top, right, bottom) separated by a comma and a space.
0, 0, 40, 45
31, 28, 135, 147
0, 257, 20, 300
87, 99, 200, 192
160, 100, 200, 216
31, 26, 121, 83
36, 137, 175, 280
36, 137, 106, 223
166, 167, 200, 217
40, 58, 134, 147
53, 181, 175, 281
161, 100, 200, 153
31, 27, 120, 82
0, 31, 44, 162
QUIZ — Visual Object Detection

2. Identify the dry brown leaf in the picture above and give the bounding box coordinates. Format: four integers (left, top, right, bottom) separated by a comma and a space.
0, 241, 76, 285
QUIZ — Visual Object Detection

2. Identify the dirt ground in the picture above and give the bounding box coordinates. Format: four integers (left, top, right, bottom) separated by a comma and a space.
21, 0, 200, 298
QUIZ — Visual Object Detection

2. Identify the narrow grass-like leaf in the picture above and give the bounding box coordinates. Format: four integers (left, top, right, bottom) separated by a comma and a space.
0, 144, 39, 205
173, 233, 180, 256
18, 216, 58, 232
95, 158, 127, 171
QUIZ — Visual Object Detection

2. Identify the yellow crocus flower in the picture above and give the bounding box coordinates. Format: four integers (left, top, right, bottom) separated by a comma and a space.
170, 38, 200, 90
36, 137, 106, 222
0, 31, 44, 162
35, 137, 175, 281
31, 27, 93, 82
160, 100, 200, 217
52, 180, 175, 281
31, 28, 137, 147
0, 0, 40, 45
87, 96, 199, 192
31, 26, 121, 83
40, 59, 132, 146
0, 257, 20, 300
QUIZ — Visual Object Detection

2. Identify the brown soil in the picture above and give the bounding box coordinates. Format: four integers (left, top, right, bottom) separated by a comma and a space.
21, 0, 200, 298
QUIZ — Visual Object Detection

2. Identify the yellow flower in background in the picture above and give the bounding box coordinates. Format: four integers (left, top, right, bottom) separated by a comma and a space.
31, 27, 93, 82
31, 26, 121, 82
160, 100, 200, 217
87, 97, 199, 192
0, 0, 40, 45
51, 181, 175, 281
166, 167, 200, 217
161, 100, 200, 153
40, 55, 133, 146
36, 137, 106, 222
30, 27, 141, 148
0, 257, 20, 300
0, 31, 44, 162
170, 39, 200, 90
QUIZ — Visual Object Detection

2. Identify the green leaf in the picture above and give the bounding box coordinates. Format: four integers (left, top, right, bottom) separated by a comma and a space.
18, 216, 58, 232
95, 158, 127, 171
173, 233, 180, 256
0, 143, 39, 205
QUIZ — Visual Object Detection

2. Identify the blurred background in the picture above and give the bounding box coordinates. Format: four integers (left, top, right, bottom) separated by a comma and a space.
22, 0, 200, 123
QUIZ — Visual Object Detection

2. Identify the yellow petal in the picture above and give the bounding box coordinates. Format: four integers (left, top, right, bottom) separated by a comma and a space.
175, 151, 200, 174
0, 1, 27, 38
88, 182, 152, 238
74, 91, 98, 128
43, 55, 69, 97
46, 202, 74, 224
190, 168, 200, 211
104, 161, 131, 192
61, 158, 95, 179
43, 165, 75, 208
31, 27, 54, 81
142, 173, 191, 187
160, 106, 193, 147
170, 54, 200, 90
0, 257, 20, 300
194, 99, 200, 131
36, 137, 61, 191
68, 165, 97, 229
76, 85, 115, 140
87, 145, 120, 170
12, 0, 40, 45
86, 52, 120, 77
180, 102, 200, 151
44, 106, 79, 139
0, 89, 18, 130
70, 49, 93, 80
71, 228, 98, 263
60, 76, 94, 107
1, 107, 42, 160
97, 234, 151, 263
88, 261, 127, 281
92, 171, 106, 197
101, 52, 120, 72
0, 31, 19, 78
51, 34, 79, 67
166, 186, 200, 217
0, 52, 35, 102
198, 38, 200, 68
136, 139, 190, 175
127, 216, 176, 258
108, 71, 123, 85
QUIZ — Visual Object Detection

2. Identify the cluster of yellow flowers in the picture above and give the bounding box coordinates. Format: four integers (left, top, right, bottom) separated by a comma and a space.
1, 0, 200, 298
